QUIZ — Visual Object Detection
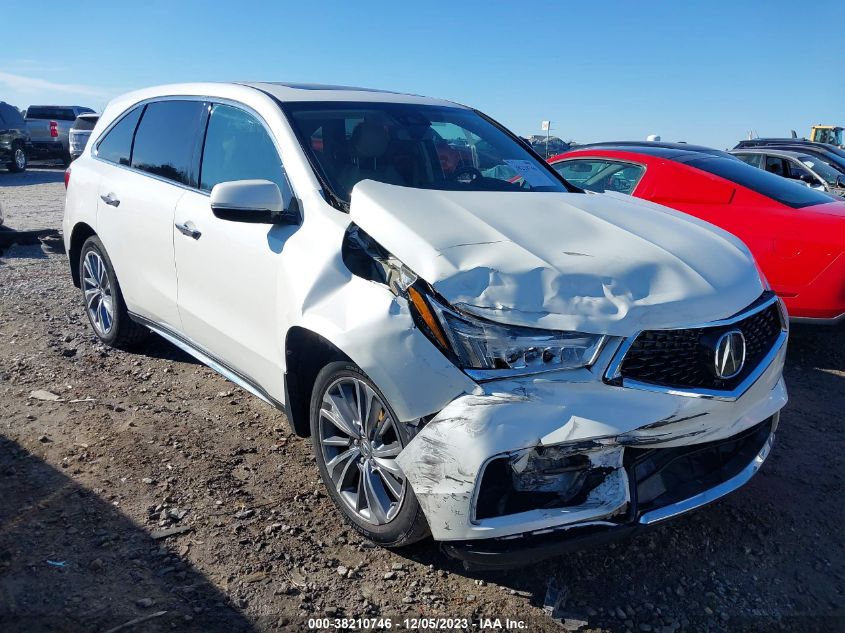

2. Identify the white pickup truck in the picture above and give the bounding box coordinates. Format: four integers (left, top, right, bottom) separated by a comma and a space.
25, 105, 95, 165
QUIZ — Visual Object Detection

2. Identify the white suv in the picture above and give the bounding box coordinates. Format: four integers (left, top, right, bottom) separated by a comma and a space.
63, 83, 788, 568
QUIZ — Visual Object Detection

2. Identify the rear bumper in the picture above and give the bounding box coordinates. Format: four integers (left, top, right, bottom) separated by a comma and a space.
442, 417, 776, 570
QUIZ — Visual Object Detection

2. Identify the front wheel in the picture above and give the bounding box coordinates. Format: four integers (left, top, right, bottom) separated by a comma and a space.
79, 236, 148, 348
310, 362, 429, 546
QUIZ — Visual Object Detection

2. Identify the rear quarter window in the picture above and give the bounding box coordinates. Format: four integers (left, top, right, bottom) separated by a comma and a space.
687, 156, 835, 208
96, 106, 143, 166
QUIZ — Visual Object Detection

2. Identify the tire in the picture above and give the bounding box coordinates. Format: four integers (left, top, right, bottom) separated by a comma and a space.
79, 236, 148, 348
310, 361, 429, 546
61, 149, 72, 167
8, 143, 26, 172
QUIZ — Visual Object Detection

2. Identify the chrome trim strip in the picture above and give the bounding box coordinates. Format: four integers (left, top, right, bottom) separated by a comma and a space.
604, 294, 787, 401
129, 313, 285, 411
638, 431, 775, 525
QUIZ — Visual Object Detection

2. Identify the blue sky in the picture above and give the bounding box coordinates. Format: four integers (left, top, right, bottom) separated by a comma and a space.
1, 0, 840, 149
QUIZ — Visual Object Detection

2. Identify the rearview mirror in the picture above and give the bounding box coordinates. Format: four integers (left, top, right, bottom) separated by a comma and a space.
210, 180, 299, 224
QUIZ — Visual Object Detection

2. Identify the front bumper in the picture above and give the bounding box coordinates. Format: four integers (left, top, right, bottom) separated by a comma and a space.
441, 417, 775, 569
395, 327, 787, 544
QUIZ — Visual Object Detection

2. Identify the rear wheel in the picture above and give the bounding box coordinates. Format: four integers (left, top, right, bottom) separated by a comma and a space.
8, 144, 26, 172
310, 362, 429, 546
79, 236, 148, 348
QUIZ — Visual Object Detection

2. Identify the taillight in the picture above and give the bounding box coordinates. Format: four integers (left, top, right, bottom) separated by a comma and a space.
50, 121, 58, 138
64, 167, 71, 189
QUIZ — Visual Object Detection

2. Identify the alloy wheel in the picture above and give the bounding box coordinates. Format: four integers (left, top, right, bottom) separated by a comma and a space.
318, 376, 406, 525
82, 250, 115, 336
13, 148, 25, 170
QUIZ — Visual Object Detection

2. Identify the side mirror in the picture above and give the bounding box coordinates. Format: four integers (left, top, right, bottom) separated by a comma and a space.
837, 174, 845, 188
798, 173, 816, 184
210, 180, 299, 224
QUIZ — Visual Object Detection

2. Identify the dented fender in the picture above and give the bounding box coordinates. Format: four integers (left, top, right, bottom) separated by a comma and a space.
277, 193, 476, 422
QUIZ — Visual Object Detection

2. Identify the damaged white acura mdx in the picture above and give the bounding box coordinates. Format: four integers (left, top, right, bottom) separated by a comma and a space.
63, 83, 788, 568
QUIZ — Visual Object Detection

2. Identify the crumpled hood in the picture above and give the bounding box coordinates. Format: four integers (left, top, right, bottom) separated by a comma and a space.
349, 181, 764, 337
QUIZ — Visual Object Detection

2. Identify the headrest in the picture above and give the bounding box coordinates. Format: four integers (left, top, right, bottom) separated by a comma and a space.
351, 121, 390, 159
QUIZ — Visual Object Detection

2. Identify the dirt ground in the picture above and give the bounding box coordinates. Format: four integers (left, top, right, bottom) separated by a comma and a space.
0, 167, 843, 633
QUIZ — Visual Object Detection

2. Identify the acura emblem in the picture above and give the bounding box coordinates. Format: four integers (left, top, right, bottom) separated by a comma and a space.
714, 330, 746, 379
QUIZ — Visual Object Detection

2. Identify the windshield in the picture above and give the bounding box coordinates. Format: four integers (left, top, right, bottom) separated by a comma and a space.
687, 156, 835, 208
816, 128, 843, 146
283, 101, 569, 205
798, 155, 842, 185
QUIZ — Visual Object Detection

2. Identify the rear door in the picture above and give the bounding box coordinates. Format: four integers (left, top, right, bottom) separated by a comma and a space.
94, 100, 206, 329
174, 102, 299, 398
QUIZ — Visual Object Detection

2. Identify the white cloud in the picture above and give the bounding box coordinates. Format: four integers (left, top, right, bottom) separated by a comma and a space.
0, 71, 109, 98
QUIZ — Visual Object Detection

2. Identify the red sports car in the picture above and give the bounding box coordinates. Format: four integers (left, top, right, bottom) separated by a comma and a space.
549, 143, 845, 323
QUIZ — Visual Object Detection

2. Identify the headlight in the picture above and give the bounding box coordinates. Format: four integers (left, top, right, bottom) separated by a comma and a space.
408, 286, 606, 379
342, 224, 606, 380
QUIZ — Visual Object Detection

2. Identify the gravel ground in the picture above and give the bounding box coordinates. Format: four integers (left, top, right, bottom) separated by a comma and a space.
0, 165, 66, 230
0, 169, 843, 632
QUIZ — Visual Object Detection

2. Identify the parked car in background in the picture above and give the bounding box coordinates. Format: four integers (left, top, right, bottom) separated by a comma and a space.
735, 138, 845, 172
731, 148, 845, 198
69, 113, 100, 160
25, 105, 95, 165
550, 143, 845, 324
63, 83, 786, 567
0, 101, 31, 172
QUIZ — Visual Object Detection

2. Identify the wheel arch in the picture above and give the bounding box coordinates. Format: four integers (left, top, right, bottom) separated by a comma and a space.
284, 326, 351, 437
68, 222, 97, 287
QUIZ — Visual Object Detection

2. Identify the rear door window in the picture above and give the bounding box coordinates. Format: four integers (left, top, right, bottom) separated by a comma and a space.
96, 106, 143, 166
131, 100, 206, 187
553, 159, 645, 194
199, 103, 293, 203
764, 156, 789, 177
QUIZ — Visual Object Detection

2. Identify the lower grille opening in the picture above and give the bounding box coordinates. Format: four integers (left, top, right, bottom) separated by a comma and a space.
474, 446, 617, 521
625, 418, 774, 514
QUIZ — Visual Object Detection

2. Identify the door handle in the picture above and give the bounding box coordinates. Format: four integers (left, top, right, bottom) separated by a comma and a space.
100, 193, 120, 207
175, 222, 202, 240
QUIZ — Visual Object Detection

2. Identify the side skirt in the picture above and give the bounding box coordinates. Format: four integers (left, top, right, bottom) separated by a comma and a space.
128, 312, 288, 414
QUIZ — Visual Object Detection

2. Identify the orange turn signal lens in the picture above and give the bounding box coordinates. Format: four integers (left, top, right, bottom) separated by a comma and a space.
408, 287, 450, 350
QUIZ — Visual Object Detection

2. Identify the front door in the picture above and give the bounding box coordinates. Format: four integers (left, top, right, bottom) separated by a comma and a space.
174, 103, 300, 399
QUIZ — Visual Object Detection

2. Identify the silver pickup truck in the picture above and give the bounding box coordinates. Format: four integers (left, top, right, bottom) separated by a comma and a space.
25, 105, 95, 165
